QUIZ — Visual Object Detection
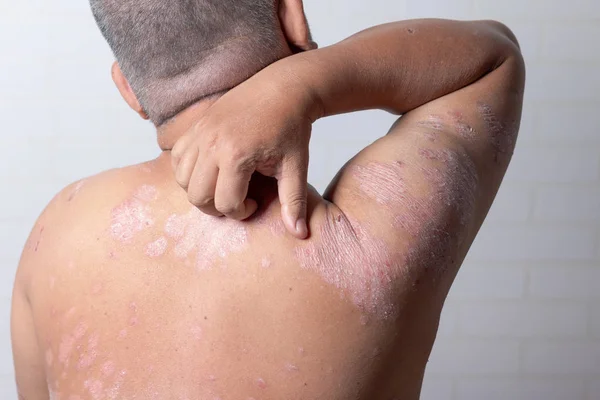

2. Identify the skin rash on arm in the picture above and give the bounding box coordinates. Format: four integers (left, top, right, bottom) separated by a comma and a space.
295, 134, 479, 320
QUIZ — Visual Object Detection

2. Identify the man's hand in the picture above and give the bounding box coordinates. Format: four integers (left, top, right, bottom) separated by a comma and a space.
171, 68, 316, 239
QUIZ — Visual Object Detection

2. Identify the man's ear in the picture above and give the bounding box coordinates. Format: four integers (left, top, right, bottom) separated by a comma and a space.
278, 0, 317, 53
111, 62, 149, 120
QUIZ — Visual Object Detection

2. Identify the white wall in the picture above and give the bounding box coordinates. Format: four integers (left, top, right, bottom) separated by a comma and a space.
1, 0, 599, 398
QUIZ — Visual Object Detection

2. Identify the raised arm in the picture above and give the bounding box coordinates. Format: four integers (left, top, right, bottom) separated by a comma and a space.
292, 19, 525, 296
172, 19, 524, 246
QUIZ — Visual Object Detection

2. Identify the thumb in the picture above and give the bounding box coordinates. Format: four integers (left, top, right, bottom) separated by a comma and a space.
278, 154, 309, 239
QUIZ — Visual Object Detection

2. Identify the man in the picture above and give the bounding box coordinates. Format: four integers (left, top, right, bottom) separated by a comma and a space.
11, 0, 525, 398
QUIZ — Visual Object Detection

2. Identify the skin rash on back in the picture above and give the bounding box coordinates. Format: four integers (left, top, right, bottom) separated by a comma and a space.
104, 109, 484, 322
109, 184, 250, 269
48, 313, 128, 399
45, 103, 511, 397
108, 182, 408, 322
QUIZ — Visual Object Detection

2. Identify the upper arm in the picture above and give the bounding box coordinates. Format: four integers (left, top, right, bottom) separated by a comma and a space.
12, 237, 49, 398
10, 164, 158, 398
324, 28, 525, 282
10, 178, 93, 399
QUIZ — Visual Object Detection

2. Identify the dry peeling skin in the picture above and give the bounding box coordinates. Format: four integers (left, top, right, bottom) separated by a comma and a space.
417, 115, 444, 131
110, 184, 249, 270
446, 110, 477, 142
50, 313, 128, 400
295, 205, 400, 319
165, 207, 248, 270
409, 149, 478, 275
477, 102, 517, 162
145, 236, 168, 258
419, 111, 478, 143
296, 150, 478, 320
110, 185, 158, 243
417, 115, 444, 142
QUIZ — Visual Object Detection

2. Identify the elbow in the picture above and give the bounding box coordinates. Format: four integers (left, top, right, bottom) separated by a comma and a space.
480, 20, 526, 83
499, 24, 526, 92
481, 20, 521, 50
484, 20, 525, 64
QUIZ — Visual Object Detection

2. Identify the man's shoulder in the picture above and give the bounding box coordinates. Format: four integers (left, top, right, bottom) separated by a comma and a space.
40, 165, 134, 226
49, 159, 165, 217
18, 160, 165, 270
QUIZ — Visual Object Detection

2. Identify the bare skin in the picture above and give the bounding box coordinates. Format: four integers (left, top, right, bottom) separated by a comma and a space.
12, 19, 525, 400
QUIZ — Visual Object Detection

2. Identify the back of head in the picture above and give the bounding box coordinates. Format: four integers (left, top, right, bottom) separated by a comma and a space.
90, 0, 287, 125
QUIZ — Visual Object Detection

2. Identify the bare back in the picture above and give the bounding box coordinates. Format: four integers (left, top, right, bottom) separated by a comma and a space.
13, 160, 431, 399
12, 47, 523, 398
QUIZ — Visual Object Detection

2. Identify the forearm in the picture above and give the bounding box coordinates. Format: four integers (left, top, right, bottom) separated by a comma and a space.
282, 19, 520, 119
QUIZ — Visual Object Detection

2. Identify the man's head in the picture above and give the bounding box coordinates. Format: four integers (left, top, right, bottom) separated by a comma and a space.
90, 0, 313, 125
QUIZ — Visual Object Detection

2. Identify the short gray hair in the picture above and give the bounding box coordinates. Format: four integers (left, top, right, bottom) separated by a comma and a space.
90, 0, 286, 125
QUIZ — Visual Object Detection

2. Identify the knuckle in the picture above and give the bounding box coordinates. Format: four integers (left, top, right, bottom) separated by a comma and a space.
228, 148, 247, 165
188, 193, 214, 208
198, 205, 221, 217
172, 137, 192, 160
222, 140, 249, 164
216, 201, 242, 217
205, 134, 218, 152
175, 173, 189, 189
284, 194, 307, 209
171, 144, 184, 161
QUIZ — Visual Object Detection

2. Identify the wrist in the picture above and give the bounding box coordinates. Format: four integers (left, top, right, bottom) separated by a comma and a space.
271, 51, 327, 123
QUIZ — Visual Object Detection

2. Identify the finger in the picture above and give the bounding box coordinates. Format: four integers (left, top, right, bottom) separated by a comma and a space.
214, 164, 257, 221
171, 134, 194, 172
174, 146, 199, 190
278, 153, 309, 239
187, 161, 222, 217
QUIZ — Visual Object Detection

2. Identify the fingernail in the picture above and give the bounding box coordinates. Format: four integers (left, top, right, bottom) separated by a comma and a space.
295, 218, 308, 238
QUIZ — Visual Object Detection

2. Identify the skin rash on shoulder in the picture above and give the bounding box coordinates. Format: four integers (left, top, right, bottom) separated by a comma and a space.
295, 113, 482, 320
107, 184, 251, 270
101, 109, 484, 323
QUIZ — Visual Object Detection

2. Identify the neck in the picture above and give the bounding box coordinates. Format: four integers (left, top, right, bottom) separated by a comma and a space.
156, 99, 219, 151
154, 40, 297, 151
